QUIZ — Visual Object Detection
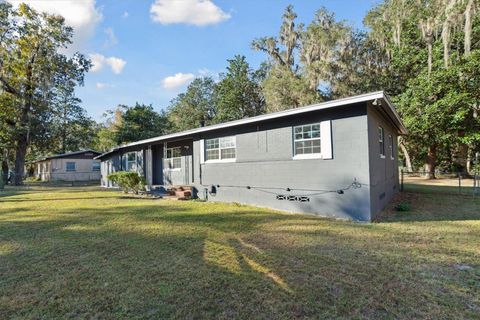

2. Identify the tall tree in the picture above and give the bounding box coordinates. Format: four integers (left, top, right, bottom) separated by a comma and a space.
115, 103, 169, 144
251, 5, 303, 70
0, 3, 90, 184
214, 55, 265, 122
50, 56, 95, 154
362, 0, 480, 176
252, 5, 323, 110
167, 77, 216, 132
300, 7, 352, 96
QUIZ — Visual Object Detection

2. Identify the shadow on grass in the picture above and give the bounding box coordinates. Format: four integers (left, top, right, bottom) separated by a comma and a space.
0, 197, 478, 318
0, 196, 124, 203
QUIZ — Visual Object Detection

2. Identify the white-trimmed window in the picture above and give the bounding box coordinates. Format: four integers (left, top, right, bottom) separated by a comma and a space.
379, 126, 385, 158
125, 152, 137, 172
205, 136, 236, 161
293, 123, 321, 158
389, 134, 394, 159
165, 147, 182, 170
66, 162, 76, 172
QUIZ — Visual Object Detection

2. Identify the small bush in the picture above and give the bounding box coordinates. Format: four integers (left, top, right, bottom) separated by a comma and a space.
395, 203, 411, 212
107, 171, 145, 194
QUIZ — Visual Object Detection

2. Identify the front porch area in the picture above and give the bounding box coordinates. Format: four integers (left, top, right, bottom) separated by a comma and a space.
143, 138, 195, 199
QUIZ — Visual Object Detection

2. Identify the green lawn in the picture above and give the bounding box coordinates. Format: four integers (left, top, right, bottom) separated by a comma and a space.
0, 186, 479, 319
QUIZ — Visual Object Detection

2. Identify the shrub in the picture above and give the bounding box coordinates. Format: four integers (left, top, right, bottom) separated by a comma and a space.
395, 203, 411, 212
107, 171, 145, 194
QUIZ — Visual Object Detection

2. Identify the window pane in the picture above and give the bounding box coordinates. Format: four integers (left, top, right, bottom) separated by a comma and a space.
379, 127, 385, 155
66, 162, 76, 171
206, 138, 219, 149
220, 137, 235, 148
206, 149, 219, 160
294, 124, 322, 156
221, 148, 235, 159
127, 162, 136, 171
205, 136, 236, 161
173, 158, 181, 169
172, 147, 181, 157
92, 162, 100, 171
127, 153, 136, 161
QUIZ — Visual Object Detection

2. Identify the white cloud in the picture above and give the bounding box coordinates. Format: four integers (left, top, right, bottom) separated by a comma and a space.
89, 53, 127, 74
103, 27, 118, 48
7, 0, 102, 51
162, 73, 195, 90
150, 0, 230, 26
107, 57, 127, 74
122, 11, 129, 18
96, 82, 114, 89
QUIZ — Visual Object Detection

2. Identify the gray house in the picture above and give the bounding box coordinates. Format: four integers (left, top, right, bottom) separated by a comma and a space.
96, 91, 407, 221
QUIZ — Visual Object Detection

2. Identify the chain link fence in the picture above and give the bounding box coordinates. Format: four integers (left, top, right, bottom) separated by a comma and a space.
400, 170, 480, 196
1, 171, 101, 189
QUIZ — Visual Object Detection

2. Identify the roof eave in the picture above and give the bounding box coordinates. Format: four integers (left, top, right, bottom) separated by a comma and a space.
93, 91, 407, 160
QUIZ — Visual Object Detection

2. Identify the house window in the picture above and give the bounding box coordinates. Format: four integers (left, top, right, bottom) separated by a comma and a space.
92, 161, 101, 171
66, 162, 76, 172
205, 136, 236, 161
389, 135, 394, 159
125, 152, 137, 172
165, 147, 182, 169
293, 123, 321, 157
379, 126, 385, 158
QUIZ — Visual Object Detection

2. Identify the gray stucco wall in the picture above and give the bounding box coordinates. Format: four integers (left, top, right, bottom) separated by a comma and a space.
100, 148, 144, 187
100, 153, 122, 187
191, 104, 373, 221
367, 103, 400, 219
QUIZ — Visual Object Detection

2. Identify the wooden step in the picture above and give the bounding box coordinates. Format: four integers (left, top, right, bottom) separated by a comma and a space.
163, 186, 192, 200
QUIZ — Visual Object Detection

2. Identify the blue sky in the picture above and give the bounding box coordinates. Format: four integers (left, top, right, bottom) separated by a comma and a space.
12, 0, 381, 120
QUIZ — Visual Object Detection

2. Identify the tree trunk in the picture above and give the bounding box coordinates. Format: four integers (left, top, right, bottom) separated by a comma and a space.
458, 143, 469, 174
13, 134, 28, 185
464, 0, 474, 56
399, 140, 413, 172
427, 41, 433, 76
13, 68, 32, 185
425, 145, 436, 179
466, 150, 472, 175
1, 156, 8, 183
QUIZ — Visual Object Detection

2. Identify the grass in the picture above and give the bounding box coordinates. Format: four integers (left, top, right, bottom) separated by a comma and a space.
403, 176, 478, 195
0, 186, 479, 319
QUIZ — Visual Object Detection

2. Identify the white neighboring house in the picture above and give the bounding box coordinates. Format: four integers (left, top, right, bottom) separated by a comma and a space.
33, 150, 102, 182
